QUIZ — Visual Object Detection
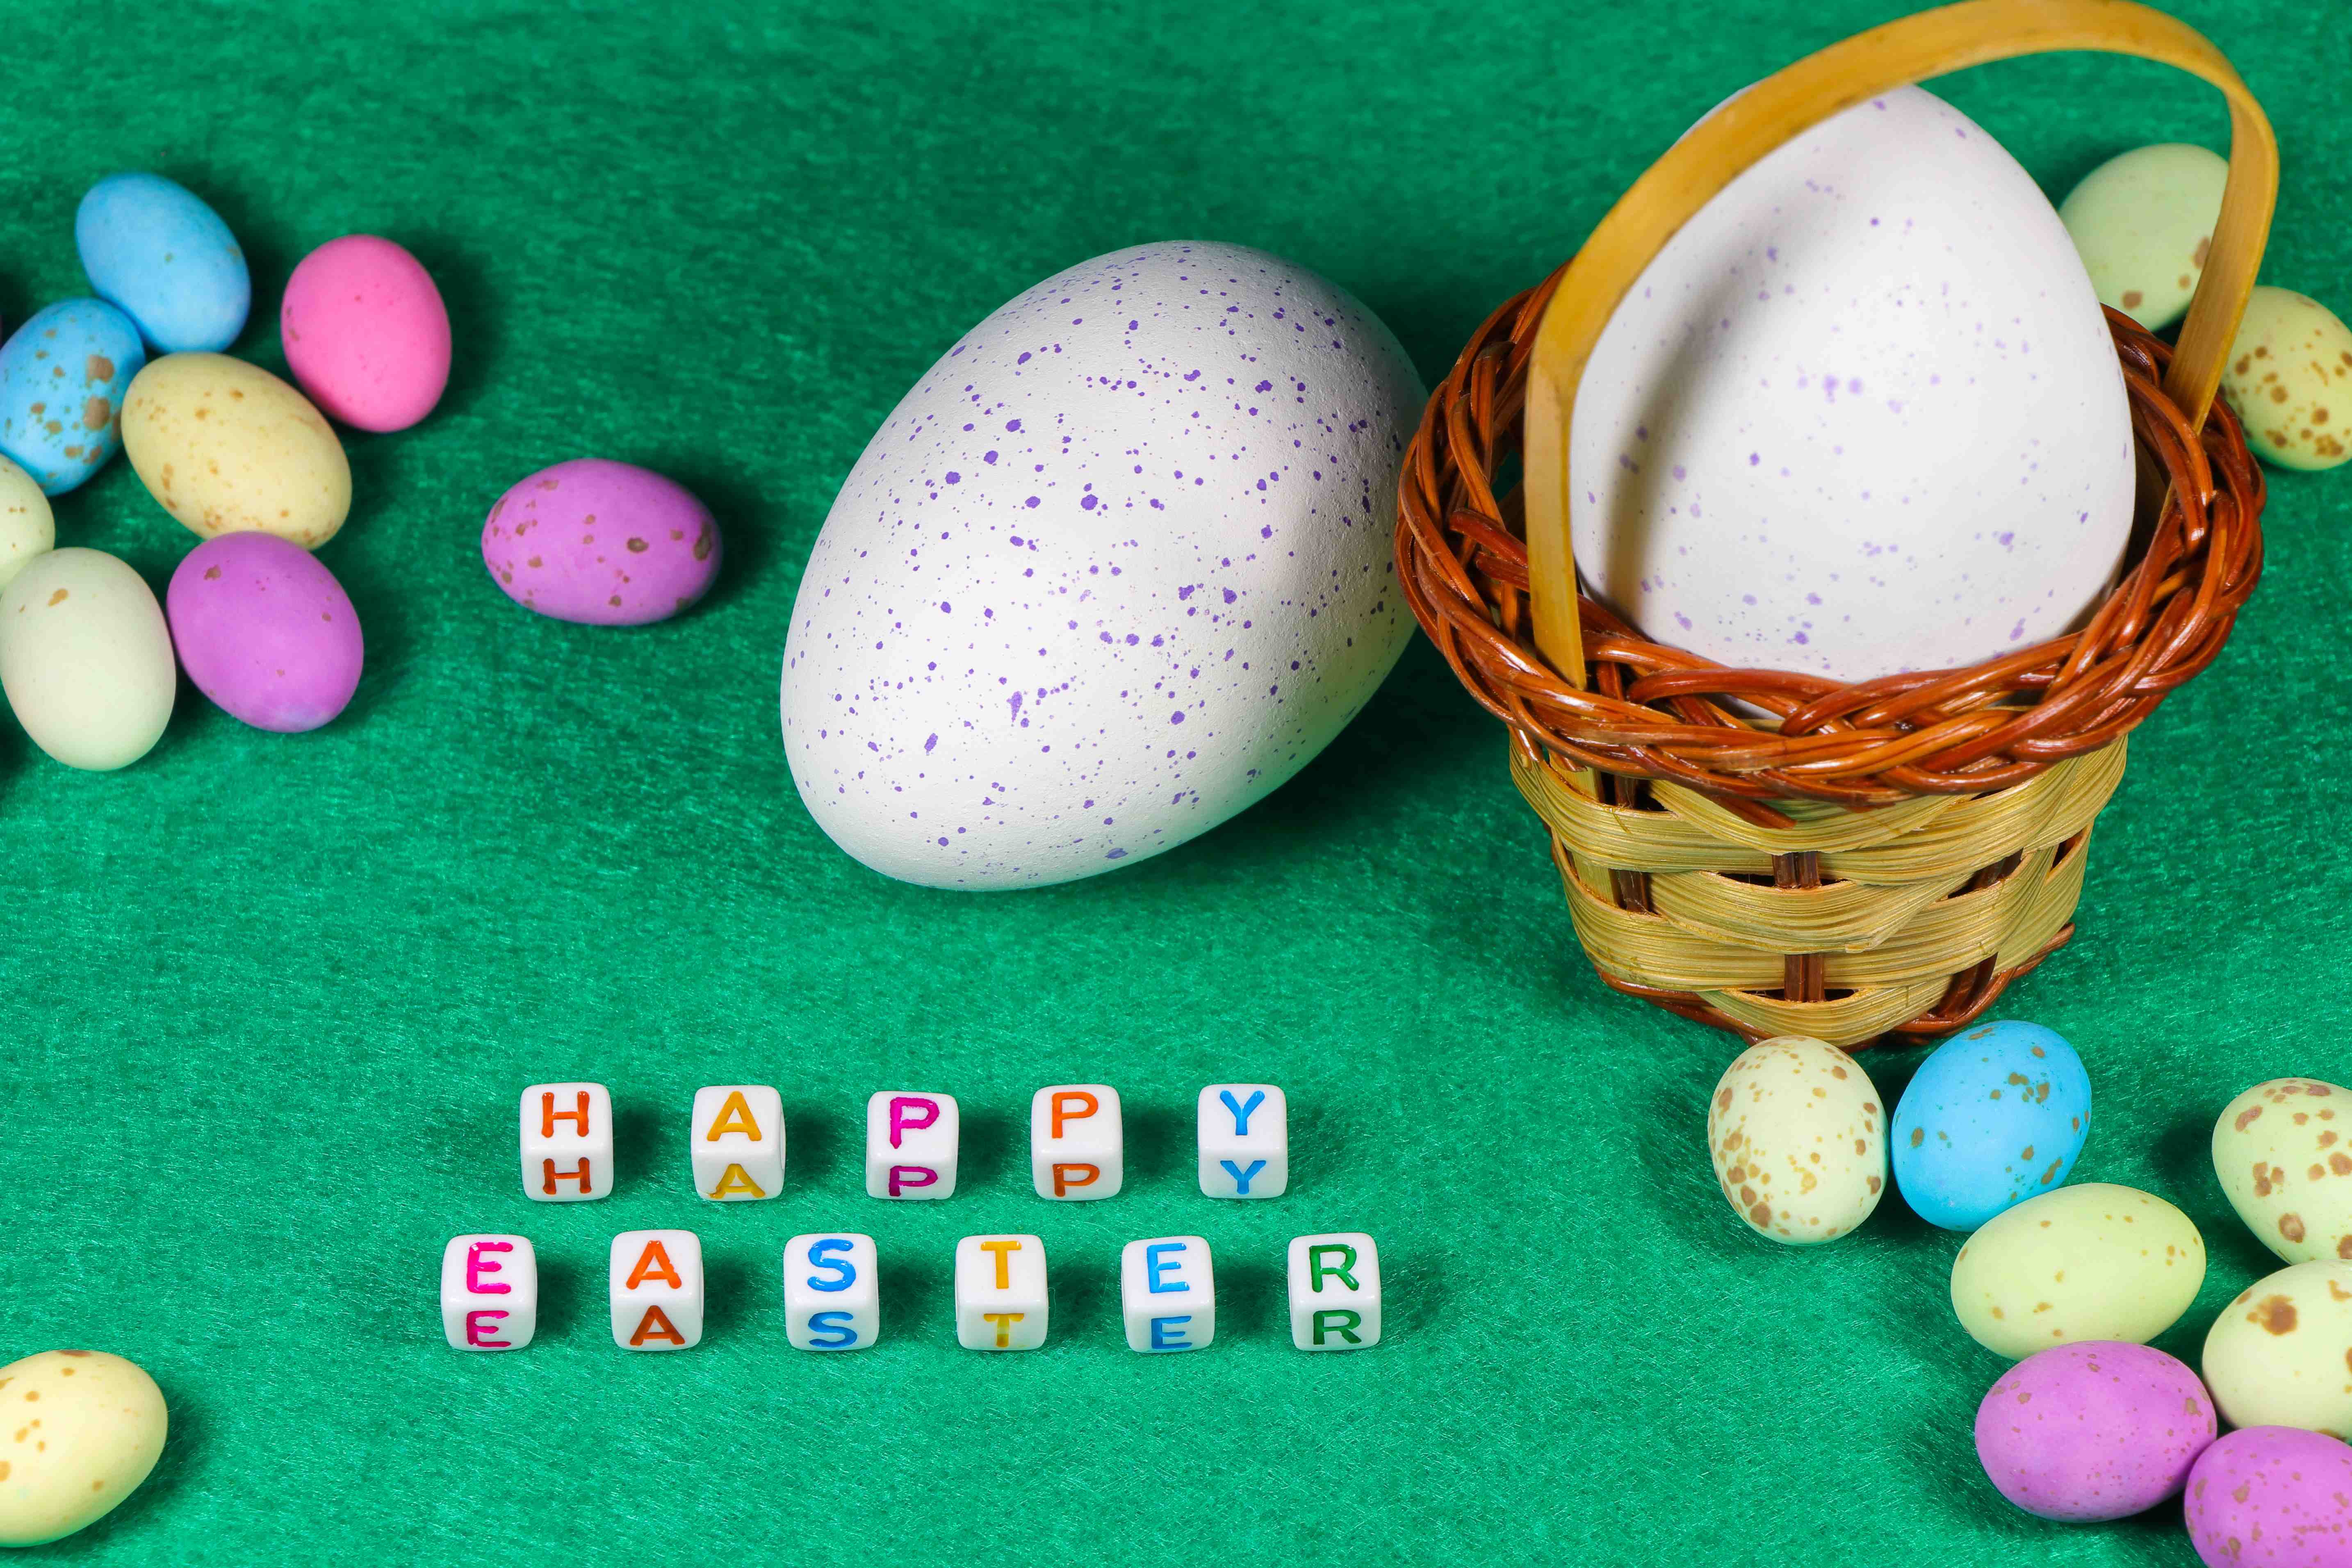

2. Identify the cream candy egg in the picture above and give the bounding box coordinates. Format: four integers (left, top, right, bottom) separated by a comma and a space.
2219, 287, 2352, 472
0, 454, 52, 591
0, 1349, 168, 1548
1573, 87, 2133, 684
1705, 1035, 1886, 1244
1951, 1183, 2206, 1358
121, 352, 352, 547
2213, 1077, 2352, 1266
781, 242, 1422, 889
2201, 1260, 2352, 1439
2058, 143, 2228, 332
0, 547, 175, 770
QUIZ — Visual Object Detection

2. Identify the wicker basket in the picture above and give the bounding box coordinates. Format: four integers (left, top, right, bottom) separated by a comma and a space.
1395, 0, 2273, 1048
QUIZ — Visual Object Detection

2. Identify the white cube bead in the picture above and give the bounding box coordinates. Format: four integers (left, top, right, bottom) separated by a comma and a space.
1198, 1083, 1288, 1199
610, 1229, 704, 1351
782, 1233, 881, 1352
954, 1234, 1048, 1350
864, 1091, 959, 1199
1288, 1232, 1380, 1351
1030, 1083, 1123, 1200
1121, 1236, 1215, 1353
520, 1081, 613, 1203
691, 1084, 784, 1201
440, 1234, 537, 1351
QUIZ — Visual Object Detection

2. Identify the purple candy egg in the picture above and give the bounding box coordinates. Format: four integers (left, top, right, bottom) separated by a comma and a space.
2184, 1427, 2352, 1568
1974, 1341, 2216, 1522
481, 458, 719, 625
166, 532, 363, 732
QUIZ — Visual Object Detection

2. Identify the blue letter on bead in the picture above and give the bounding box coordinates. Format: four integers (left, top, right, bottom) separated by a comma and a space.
1220, 1158, 1266, 1195
1218, 1089, 1265, 1135
808, 1309, 859, 1349
1149, 1315, 1193, 1351
1145, 1241, 1190, 1293
807, 1238, 856, 1292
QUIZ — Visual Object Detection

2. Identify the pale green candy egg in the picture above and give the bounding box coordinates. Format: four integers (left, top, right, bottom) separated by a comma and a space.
2201, 1260, 2352, 1438
1950, 1183, 2206, 1358
2221, 286, 2352, 472
2058, 142, 2226, 331
0, 454, 51, 592
0, 1350, 168, 1547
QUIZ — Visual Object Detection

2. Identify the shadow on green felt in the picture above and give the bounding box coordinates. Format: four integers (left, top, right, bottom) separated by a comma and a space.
877, 1252, 927, 1343
704, 1251, 756, 1338
788, 1100, 840, 1188
399, 232, 502, 425
538, 1251, 584, 1341
1126, 1101, 1183, 1188
1219, 1259, 1279, 1341
961, 1106, 1013, 1190
634, 453, 779, 621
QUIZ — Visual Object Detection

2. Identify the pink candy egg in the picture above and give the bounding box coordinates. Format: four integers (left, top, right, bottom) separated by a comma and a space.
280, 235, 450, 433
2184, 1427, 2352, 1567
481, 459, 720, 626
166, 532, 363, 732
1974, 1341, 2216, 1521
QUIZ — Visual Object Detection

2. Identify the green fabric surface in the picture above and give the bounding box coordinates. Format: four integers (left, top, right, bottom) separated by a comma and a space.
2, 0, 2347, 1561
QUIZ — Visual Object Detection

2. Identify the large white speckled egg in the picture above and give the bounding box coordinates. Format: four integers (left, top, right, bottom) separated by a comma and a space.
781, 242, 1422, 889
1705, 1034, 1887, 1244
1572, 86, 2135, 684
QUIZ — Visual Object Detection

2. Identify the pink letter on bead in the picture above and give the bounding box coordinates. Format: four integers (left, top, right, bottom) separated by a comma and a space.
888, 1165, 938, 1197
466, 1240, 514, 1294
465, 1309, 511, 1348
889, 1096, 939, 1148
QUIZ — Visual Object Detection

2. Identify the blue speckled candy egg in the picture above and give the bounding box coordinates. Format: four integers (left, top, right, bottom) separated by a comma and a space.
76, 172, 251, 353
780, 242, 1423, 889
0, 301, 146, 496
1893, 1019, 2092, 1231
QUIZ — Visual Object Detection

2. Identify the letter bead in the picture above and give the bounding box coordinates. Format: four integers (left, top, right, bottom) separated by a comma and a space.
864, 1091, 960, 1199
1198, 1083, 1287, 1199
1287, 1231, 1381, 1351
520, 1081, 613, 1203
1030, 1083, 1123, 1200
782, 1233, 881, 1352
691, 1084, 784, 1201
440, 1234, 537, 1351
954, 1234, 1048, 1350
610, 1229, 704, 1351
1121, 1236, 1215, 1353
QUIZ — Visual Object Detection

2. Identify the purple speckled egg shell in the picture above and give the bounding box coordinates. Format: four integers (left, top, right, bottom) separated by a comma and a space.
166, 531, 362, 732
2183, 1427, 2352, 1567
1974, 1341, 2216, 1521
481, 459, 719, 625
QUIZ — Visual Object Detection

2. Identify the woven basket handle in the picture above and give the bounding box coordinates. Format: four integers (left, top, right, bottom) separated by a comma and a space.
1522, 0, 2278, 684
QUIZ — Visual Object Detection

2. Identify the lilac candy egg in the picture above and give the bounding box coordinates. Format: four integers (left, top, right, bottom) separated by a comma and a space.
1974, 1341, 2216, 1521
166, 532, 363, 732
481, 459, 719, 626
2183, 1427, 2352, 1567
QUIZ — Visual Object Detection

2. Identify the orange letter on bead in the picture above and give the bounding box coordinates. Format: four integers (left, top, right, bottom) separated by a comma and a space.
1051, 1162, 1100, 1197
542, 1158, 594, 1197
542, 1090, 591, 1137
978, 1237, 1023, 1289
982, 1311, 1025, 1348
705, 1089, 763, 1142
627, 1238, 684, 1290
1050, 1090, 1099, 1140
707, 1163, 767, 1200
629, 1305, 686, 1347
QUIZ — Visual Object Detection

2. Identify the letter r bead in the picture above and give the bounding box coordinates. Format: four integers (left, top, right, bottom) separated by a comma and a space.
1287, 1232, 1381, 1351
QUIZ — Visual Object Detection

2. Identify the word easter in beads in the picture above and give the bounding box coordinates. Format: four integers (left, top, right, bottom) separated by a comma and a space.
458, 1080, 1376, 1355
517, 1081, 1290, 1203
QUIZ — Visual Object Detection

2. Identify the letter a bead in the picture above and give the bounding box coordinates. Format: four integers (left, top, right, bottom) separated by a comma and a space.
691, 1084, 784, 1201
610, 1230, 705, 1351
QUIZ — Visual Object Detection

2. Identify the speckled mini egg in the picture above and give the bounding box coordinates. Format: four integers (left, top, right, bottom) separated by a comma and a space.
1951, 1183, 2206, 1358
121, 353, 352, 548
167, 532, 364, 732
0, 454, 53, 591
2220, 287, 2352, 472
780, 241, 1422, 889
1705, 1035, 1886, 1244
481, 459, 719, 625
2182, 1426, 2352, 1568
1571, 86, 2133, 684
0, 1349, 168, 1548
2202, 1260, 2352, 1439
0, 299, 145, 496
1974, 1342, 2215, 1521
76, 171, 250, 353
282, 235, 451, 432
2214, 1078, 2352, 1267
0, 547, 176, 770
1892, 1019, 2092, 1232
2058, 143, 2228, 332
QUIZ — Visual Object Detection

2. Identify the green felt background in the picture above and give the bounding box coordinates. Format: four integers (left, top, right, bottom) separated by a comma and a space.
2, 0, 2347, 1562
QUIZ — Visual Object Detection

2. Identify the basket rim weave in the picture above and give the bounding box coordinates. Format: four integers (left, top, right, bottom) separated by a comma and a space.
1395, 277, 2267, 818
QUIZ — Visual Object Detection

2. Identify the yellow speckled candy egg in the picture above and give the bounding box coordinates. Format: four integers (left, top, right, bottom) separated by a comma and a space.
1951, 1183, 2206, 1358
2213, 1077, 2352, 1266
2058, 143, 2227, 332
2201, 1260, 2352, 1438
0, 1350, 167, 1547
120, 352, 351, 547
2220, 287, 2352, 471
1706, 1035, 1886, 1245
